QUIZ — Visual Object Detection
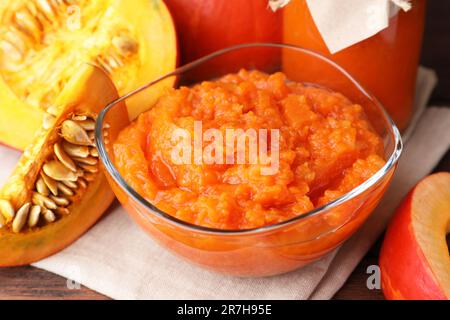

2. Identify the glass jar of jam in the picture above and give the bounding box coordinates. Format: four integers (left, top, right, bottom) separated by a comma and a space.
283, 0, 426, 131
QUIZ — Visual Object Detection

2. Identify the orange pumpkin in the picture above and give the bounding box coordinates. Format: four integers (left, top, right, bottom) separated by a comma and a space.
0, 0, 177, 149
0, 64, 128, 266
165, 0, 281, 76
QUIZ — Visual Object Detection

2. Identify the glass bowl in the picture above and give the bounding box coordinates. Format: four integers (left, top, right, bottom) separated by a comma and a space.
95, 43, 402, 277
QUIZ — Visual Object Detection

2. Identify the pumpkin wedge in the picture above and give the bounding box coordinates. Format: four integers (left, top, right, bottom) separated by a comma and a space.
0, 0, 177, 149
0, 64, 128, 266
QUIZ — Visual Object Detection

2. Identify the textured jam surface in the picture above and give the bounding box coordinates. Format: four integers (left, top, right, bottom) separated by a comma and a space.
114, 70, 385, 229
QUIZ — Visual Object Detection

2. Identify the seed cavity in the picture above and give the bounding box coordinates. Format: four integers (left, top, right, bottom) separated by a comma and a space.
0, 0, 137, 111
0, 114, 101, 233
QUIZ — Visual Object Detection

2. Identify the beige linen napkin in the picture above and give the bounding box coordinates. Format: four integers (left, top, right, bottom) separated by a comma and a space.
0, 68, 448, 299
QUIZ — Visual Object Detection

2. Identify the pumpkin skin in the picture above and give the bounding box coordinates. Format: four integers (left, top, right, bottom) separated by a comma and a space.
379, 173, 450, 300
0, 64, 129, 267
0, 0, 177, 149
165, 0, 282, 75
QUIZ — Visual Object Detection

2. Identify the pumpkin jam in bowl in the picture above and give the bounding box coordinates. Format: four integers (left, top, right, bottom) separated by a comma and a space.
96, 44, 402, 277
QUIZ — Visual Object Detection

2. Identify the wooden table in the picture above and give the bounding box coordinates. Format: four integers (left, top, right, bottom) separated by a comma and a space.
0, 1, 449, 300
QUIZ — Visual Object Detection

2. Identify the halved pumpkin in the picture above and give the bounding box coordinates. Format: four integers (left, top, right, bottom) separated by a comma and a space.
0, 64, 128, 266
0, 0, 177, 150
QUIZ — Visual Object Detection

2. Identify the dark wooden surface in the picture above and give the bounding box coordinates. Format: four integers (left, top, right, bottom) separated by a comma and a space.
0, 1, 449, 300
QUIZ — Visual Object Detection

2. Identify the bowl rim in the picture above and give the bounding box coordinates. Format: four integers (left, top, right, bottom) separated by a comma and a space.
95, 43, 403, 236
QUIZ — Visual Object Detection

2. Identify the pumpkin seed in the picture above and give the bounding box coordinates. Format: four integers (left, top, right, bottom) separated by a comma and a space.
98, 56, 113, 74
40, 171, 59, 196
56, 207, 70, 215
4, 28, 27, 55
62, 180, 78, 189
14, 11, 41, 42
112, 35, 138, 56
75, 168, 85, 178
0, 41, 23, 68
23, 149, 31, 158
43, 208, 56, 223
36, 177, 50, 196
89, 147, 98, 157
54, 142, 77, 172
43, 160, 78, 181
50, 0, 64, 8
57, 182, 74, 196
0, 199, 15, 222
78, 178, 87, 189
43, 113, 56, 130
46, 105, 60, 116
83, 173, 96, 182
106, 54, 123, 70
62, 141, 90, 158
73, 156, 98, 166
12, 203, 31, 233
61, 120, 92, 146
25, 2, 39, 19
28, 205, 41, 228
50, 195, 69, 207
36, 0, 57, 22
79, 163, 98, 173
72, 115, 87, 121
0, 214, 5, 228
32, 192, 57, 210
75, 119, 95, 131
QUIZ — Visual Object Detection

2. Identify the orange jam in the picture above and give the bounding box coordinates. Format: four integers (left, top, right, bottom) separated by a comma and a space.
113, 70, 385, 230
